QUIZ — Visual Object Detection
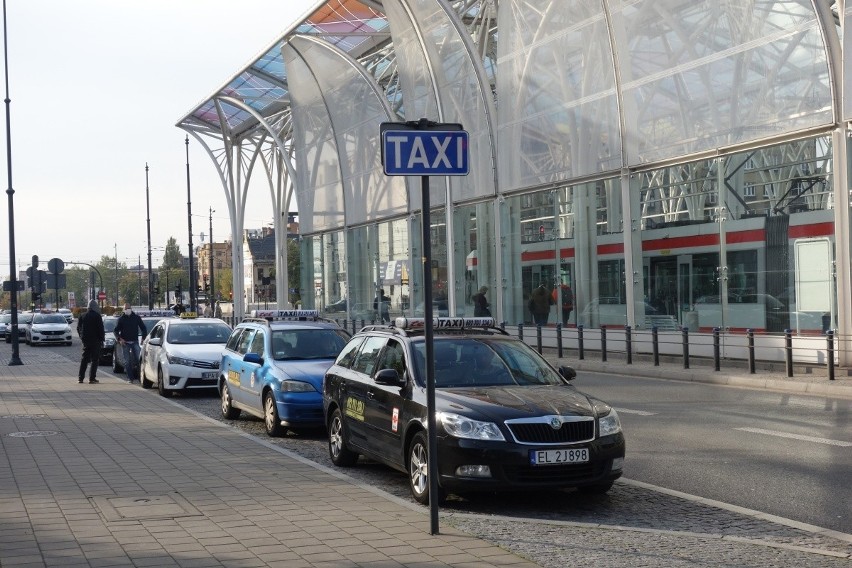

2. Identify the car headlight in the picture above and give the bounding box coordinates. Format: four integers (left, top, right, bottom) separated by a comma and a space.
167, 354, 194, 367
280, 380, 316, 393
438, 412, 505, 441
598, 408, 622, 437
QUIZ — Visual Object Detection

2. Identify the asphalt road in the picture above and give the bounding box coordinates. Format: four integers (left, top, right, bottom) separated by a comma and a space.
571, 372, 852, 534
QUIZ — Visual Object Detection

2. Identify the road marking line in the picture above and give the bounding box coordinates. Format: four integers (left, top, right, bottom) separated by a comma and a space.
616, 408, 657, 416
735, 427, 852, 447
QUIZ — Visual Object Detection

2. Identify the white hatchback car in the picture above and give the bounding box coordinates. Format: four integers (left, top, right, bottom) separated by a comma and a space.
27, 312, 73, 346
140, 316, 232, 397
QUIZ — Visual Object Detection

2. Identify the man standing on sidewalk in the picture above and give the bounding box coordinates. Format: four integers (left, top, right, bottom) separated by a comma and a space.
114, 303, 147, 382
78, 300, 105, 384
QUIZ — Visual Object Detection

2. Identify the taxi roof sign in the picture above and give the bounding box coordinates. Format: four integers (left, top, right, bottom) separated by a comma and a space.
250, 309, 319, 321
394, 317, 495, 330
136, 309, 176, 317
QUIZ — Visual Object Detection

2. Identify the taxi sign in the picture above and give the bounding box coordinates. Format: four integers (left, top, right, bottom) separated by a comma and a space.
136, 309, 176, 317
394, 317, 495, 330
179, 312, 198, 319
380, 121, 469, 176
250, 309, 319, 321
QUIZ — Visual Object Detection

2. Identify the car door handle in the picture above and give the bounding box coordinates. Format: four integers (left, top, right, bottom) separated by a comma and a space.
367, 389, 376, 399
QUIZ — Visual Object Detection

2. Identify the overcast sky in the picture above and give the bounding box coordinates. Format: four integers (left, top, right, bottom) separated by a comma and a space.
0, 0, 316, 278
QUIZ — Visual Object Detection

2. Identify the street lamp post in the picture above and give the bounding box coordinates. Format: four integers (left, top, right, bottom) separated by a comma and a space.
114, 243, 118, 307
209, 206, 214, 302
145, 163, 153, 309
3, 0, 21, 365
185, 136, 196, 312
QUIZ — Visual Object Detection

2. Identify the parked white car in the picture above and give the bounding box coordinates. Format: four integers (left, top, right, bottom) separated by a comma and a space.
27, 312, 73, 346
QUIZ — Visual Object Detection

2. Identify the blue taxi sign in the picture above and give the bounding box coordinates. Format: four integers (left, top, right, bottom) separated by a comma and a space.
381, 122, 469, 176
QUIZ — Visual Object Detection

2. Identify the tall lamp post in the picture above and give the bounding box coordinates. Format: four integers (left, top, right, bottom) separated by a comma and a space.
209, 206, 214, 301
185, 136, 195, 311
3, 0, 21, 365
114, 243, 118, 307
145, 163, 153, 309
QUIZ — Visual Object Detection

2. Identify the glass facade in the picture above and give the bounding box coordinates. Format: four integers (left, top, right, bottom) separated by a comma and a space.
183, 0, 849, 350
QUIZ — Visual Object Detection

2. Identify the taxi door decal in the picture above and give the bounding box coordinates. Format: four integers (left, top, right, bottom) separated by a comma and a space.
392, 407, 399, 432
345, 395, 365, 421
250, 371, 256, 389
227, 369, 240, 385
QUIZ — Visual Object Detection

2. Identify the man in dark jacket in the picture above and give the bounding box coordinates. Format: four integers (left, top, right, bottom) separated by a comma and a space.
78, 300, 105, 384
114, 302, 147, 382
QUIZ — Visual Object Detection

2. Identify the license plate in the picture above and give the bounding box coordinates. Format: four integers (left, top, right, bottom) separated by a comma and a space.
530, 448, 589, 465
202, 371, 218, 379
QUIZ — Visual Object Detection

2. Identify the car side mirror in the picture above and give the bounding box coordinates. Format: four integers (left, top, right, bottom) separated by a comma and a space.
148, 337, 162, 346
558, 365, 577, 381
243, 352, 263, 365
374, 368, 404, 387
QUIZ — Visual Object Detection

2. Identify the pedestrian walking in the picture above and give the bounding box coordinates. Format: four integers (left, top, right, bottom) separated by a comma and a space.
472, 286, 491, 317
78, 300, 105, 384
552, 283, 574, 326
528, 284, 554, 326
373, 289, 391, 323
114, 303, 147, 382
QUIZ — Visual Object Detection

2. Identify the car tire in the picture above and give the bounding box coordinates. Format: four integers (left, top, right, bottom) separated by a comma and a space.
576, 482, 614, 495
157, 366, 171, 397
263, 391, 285, 437
408, 431, 445, 505
220, 382, 240, 419
141, 365, 153, 389
328, 408, 358, 467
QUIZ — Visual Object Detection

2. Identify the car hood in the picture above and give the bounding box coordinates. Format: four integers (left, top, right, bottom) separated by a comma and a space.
167, 344, 226, 363
32, 323, 69, 332
273, 359, 335, 388
437, 384, 601, 420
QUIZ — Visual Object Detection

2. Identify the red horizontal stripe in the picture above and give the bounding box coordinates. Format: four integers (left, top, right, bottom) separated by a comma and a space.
788, 222, 833, 238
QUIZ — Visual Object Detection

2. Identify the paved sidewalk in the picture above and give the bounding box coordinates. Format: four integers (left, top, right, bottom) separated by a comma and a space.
0, 355, 538, 568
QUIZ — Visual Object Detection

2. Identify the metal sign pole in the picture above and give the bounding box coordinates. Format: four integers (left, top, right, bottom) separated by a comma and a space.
421, 171, 439, 535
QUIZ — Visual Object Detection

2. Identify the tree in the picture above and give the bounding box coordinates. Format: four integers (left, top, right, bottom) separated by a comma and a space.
287, 238, 302, 306
162, 237, 183, 270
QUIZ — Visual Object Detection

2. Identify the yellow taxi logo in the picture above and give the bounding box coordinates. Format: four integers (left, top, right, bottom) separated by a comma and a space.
345, 396, 365, 421
227, 369, 240, 385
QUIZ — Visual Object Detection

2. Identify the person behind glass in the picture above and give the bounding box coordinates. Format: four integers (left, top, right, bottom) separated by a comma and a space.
472, 285, 490, 317
203, 303, 213, 317
552, 283, 574, 326
528, 283, 554, 326
78, 299, 105, 384
114, 302, 147, 382
373, 288, 391, 323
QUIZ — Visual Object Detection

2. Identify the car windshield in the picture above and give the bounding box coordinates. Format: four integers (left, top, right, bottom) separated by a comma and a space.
141, 317, 165, 334
34, 314, 67, 324
0, 314, 11, 323
103, 318, 117, 332
411, 338, 566, 388
20, 313, 33, 323
167, 322, 232, 344
271, 328, 349, 360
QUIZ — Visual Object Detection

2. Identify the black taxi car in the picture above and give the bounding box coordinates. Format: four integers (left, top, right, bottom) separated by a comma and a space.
323, 317, 625, 504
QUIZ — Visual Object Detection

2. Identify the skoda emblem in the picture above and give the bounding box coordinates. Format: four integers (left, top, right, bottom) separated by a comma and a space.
549, 417, 562, 430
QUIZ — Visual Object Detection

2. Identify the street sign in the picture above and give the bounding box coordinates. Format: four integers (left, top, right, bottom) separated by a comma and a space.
381, 122, 469, 176
97, 291, 106, 300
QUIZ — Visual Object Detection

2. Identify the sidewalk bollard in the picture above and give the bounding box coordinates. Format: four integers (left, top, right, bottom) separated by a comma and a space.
500, 321, 506, 331
536, 324, 543, 354
518, 323, 524, 342
578, 325, 585, 360
625, 325, 632, 365
601, 325, 607, 362
747, 328, 755, 374
784, 329, 793, 377
682, 326, 689, 369
713, 327, 720, 372
556, 323, 563, 358
652, 326, 659, 366
827, 330, 835, 381
360, 319, 365, 331
351, 320, 357, 335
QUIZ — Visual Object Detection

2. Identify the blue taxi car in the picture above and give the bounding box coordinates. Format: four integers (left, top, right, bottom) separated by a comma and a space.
218, 310, 350, 436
